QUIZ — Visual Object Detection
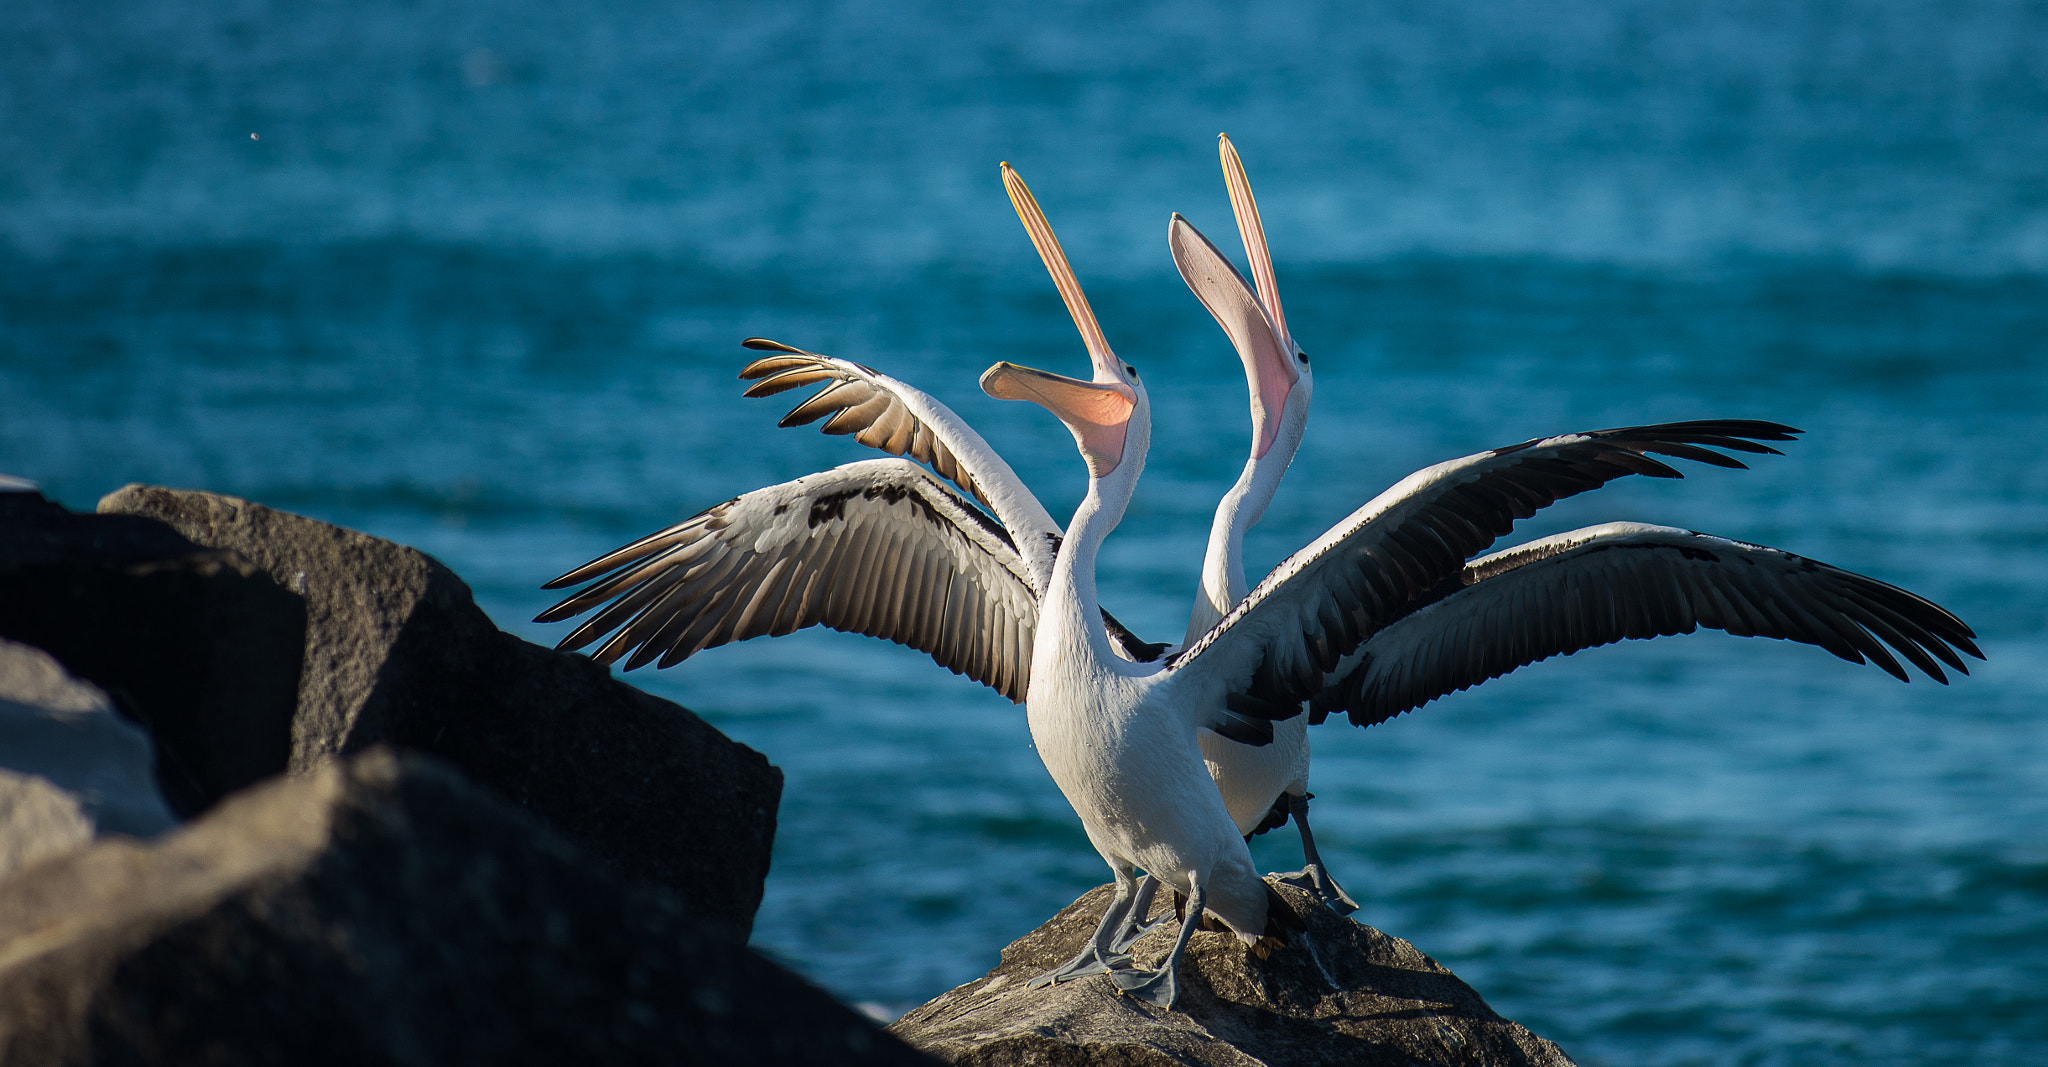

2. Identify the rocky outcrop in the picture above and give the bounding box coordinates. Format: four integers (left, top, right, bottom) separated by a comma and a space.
892, 882, 1576, 1066
0, 638, 175, 878
98, 485, 781, 939
0, 748, 935, 1066
0, 490, 303, 818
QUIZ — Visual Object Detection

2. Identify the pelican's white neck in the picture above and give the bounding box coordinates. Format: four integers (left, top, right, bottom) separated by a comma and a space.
1047, 411, 1149, 670
1185, 385, 1308, 647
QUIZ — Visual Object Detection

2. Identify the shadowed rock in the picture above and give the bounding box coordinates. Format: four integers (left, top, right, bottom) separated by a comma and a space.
0, 748, 936, 1066
0, 490, 303, 818
0, 638, 175, 878
98, 485, 782, 939
892, 882, 1576, 1066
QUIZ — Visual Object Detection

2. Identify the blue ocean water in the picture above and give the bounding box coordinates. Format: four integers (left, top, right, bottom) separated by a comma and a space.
4, 2, 2045, 1063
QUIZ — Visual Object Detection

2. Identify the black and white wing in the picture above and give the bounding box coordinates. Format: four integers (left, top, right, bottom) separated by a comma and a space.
737, 338, 1064, 591
1310, 523, 1983, 726
1168, 420, 1801, 716
738, 339, 996, 508
735, 337, 1168, 663
536, 458, 1040, 702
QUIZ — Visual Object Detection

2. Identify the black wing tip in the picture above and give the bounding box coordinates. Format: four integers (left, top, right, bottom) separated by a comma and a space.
549, 630, 600, 656
741, 336, 805, 354
1659, 419, 1803, 440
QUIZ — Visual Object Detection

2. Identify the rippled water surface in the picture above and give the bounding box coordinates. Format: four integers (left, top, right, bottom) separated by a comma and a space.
5, 3, 2046, 1063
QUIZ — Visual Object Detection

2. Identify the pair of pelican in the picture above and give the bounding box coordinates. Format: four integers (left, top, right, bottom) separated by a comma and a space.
538, 137, 1980, 1010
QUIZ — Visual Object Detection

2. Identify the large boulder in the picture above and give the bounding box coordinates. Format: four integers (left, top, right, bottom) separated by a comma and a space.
98, 485, 782, 939
0, 748, 935, 1066
0, 638, 175, 878
892, 882, 1576, 1066
0, 490, 302, 818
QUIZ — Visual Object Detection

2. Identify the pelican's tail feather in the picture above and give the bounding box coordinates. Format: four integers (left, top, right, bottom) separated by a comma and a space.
1248, 880, 1307, 959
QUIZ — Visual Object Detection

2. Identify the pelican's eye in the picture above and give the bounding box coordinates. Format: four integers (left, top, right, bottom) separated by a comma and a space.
1296, 350, 1310, 366
1125, 364, 1139, 378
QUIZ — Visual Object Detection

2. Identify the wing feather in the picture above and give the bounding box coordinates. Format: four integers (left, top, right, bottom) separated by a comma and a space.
741, 340, 971, 484
1310, 522, 1981, 726
536, 458, 1040, 702
737, 338, 1066, 593
1171, 420, 1803, 711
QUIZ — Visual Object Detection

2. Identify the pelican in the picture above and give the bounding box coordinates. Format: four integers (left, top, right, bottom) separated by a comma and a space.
975, 162, 1294, 1006
1169, 133, 1339, 913
535, 165, 1981, 1010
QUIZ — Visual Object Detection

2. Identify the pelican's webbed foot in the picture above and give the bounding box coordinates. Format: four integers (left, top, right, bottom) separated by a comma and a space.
1109, 876, 1205, 1010
1030, 945, 1131, 986
1110, 958, 1180, 1008
1272, 863, 1359, 914
1272, 792, 1360, 915
1029, 870, 1140, 989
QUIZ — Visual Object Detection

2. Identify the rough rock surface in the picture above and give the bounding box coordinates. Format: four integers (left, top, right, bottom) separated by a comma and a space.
0, 748, 934, 1066
0, 775, 92, 880
98, 485, 782, 938
892, 882, 1576, 1067
0, 490, 303, 818
0, 639, 175, 877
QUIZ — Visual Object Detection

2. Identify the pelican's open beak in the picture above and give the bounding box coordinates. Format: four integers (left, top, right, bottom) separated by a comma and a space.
1219, 133, 1289, 345
982, 362, 1135, 478
1169, 212, 1299, 460
1001, 162, 1125, 386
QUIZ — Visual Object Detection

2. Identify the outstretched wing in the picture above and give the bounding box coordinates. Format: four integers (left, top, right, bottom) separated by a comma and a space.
739, 339, 997, 510
1312, 523, 1983, 725
1169, 421, 1802, 716
736, 338, 1170, 663
737, 338, 1064, 592
536, 458, 1040, 702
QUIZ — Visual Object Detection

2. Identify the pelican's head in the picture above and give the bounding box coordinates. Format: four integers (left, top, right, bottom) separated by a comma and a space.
986, 162, 1151, 480
981, 356, 1146, 479
1169, 133, 1312, 463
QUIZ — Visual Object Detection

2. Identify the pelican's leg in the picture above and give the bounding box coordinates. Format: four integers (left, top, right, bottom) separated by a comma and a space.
1271, 792, 1359, 915
1111, 875, 1168, 952
1029, 866, 1138, 988
1111, 872, 1204, 1010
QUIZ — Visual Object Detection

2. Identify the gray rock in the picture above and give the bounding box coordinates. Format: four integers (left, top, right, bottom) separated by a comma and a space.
98, 485, 782, 939
0, 491, 303, 819
0, 639, 175, 878
0, 748, 936, 1066
0, 776, 92, 879
892, 882, 1576, 1066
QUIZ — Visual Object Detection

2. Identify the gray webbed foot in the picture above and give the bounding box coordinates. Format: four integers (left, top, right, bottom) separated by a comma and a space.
1028, 945, 1131, 988
1031, 869, 1141, 989
1273, 863, 1359, 915
1282, 793, 1360, 914
1109, 962, 1179, 1008
1109, 876, 1205, 1010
